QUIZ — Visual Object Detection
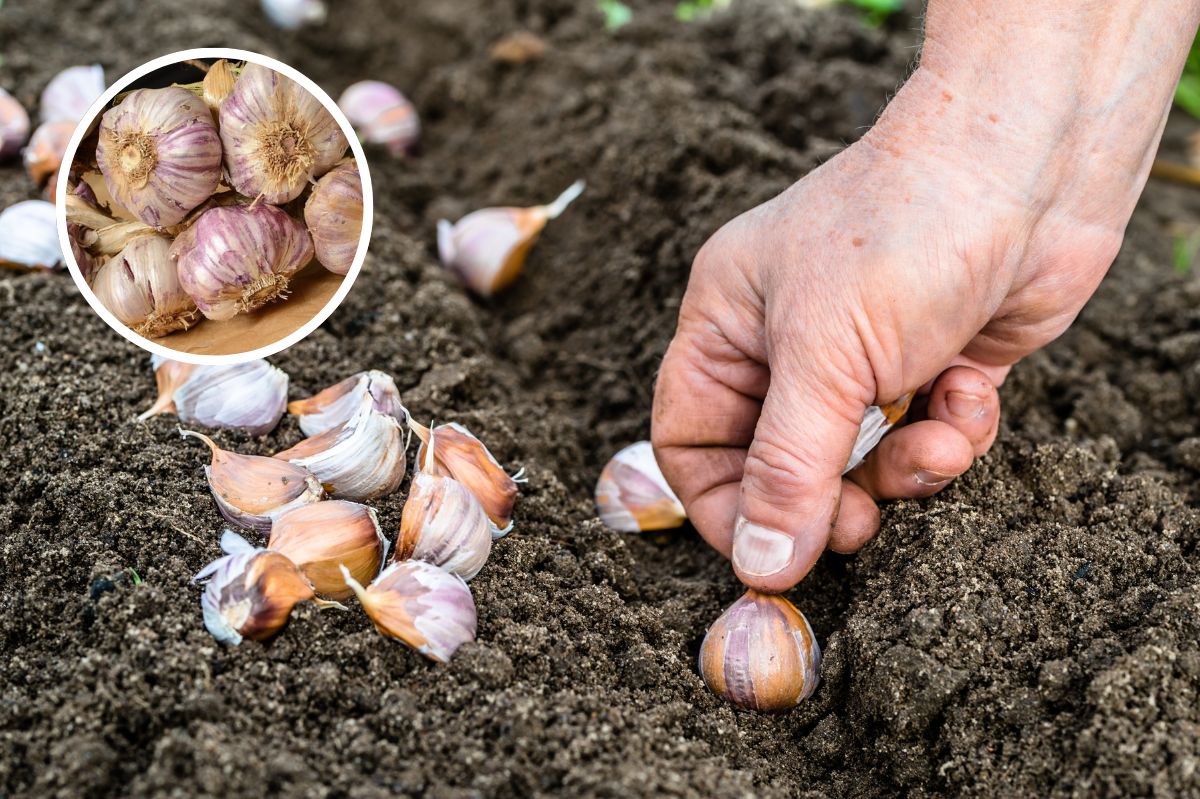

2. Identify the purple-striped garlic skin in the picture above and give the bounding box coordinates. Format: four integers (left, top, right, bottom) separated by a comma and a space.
219, 63, 348, 204
698, 591, 821, 713
140, 357, 289, 437
172, 204, 314, 321
595, 441, 686, 533
39, 64, 105, 124
92, 235, 197, 338
304, 159, 362, 275
336, 81, 419, 157
0, 89, 31, 160
0, 200, 61, 270
287, 370, 406, 437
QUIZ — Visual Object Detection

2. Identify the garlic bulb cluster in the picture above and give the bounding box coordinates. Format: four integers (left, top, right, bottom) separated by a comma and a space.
268, 501, 385, 600
287, 369, 407, 436
595, 441, 686, 533
91, 235, 198, 337
699, 591, 821, 712
0, 88, 30, 161
139, 356, 288, 437
261, 0, 328, 29
0, 201, 61, 270
337, 81, 420, 157
305, 159, 363, 275
438, 180, 585, 297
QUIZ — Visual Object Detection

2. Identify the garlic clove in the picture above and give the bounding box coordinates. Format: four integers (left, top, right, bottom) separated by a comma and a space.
287, 370, 407, 437
261, 0, 328, 29
95, 87, 223, 228
202, 60, 237, 118
437, 180, 584, 297
304, 159, 363, 275
23, 121, 73, 188
844, 392, 915, 473
91, 234, 198, 337
336, 81, 420, 157
340, 560, 476, 662
172, 203, 314, 321
268, 500, 385, 601
138, 357, 288, 437
0, 200, 62, 270
137, 355, 195, 419
39, 65, 105, 125
274, 395, 407, 501
220, 62, 348, 204
595, 440, 686, 533
396, 429, 493, 580
0, 88, 31, 161
181, 429, 324, 532
409, 419, 519, 539
698, 590, 821, 713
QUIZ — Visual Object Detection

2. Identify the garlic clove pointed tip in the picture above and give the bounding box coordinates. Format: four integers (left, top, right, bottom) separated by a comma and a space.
544, 179, 586, 219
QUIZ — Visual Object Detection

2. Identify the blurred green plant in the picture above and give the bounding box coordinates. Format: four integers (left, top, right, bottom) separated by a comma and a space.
126, 568, 143, 586
676, 0, 730, 22
842, 0, 904, 26
1173, 230, 1200, 275
1176, 31, 1200, 118
597, 0, 632, 31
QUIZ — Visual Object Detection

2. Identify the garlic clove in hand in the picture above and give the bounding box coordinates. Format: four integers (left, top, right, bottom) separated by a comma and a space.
0, 89, 31, 161
336, 81, 419, 157
261, 0, 327, 29
268, 500, 385, 601
39, 64, 105, 124
91, 235, 198, 337
139, 356, 289, 437
0, 200, 62, 270
287, 369, 406, 437
699, 591, 821, 713
23, 121, 73, 188
340, 560, 476, 662
595, 440, 686, 533
181, 429, 324, 532
304, 158, 363, 275
437, 179, 584, 297
172, 204, 314, 321
844, 393, 915, 473
409, 419, 519, 539
220, 63, 348, 204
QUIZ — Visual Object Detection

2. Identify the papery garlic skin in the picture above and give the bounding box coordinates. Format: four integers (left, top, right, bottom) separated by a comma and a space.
0, 89, 31, 161
92, 235, 198, 337
437, 180, 584, 297
845, 393, 915, 473
269, 500, 385, 600
595, 441, 686, 533
0, 200, 61, 270
288, 370, 406, 437
202, 60, 236, 118
139, 357, 289, 437
23, 121, 73, 187
173, 204, 314, 321
182, 430, 324, 532
341, 560, 477, 662
220, 63, 348, 204
411, 420, 519, 539
261, 0, 327, 29
96, 87, 223, 228
39, 65, 105, 124
337, 81, 420, 157
699, 591, 821, 713
304, 159, 362, 275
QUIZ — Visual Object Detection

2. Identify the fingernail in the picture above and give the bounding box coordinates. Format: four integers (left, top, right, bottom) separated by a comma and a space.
915, 469, 956, 487
732, 517, 794, 577
946, 391, 984, 420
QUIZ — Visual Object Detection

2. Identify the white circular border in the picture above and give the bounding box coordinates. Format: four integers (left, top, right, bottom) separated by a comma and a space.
56, 47, 374, 366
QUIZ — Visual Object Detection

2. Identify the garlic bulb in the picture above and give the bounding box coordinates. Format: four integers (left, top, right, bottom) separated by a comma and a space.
138, 357, 289, 437
172, 203, 314, 321
595, 441, 686, 533
91, 235, 198, 337
287, 370, 406, 437
409, 419, 519, 539
340, 560, 477, 662
39, 64, 105, 124
95, 87, 223, 228
396, 430, 492, 580
0, 88, 31, 160
181, 429, 324, 532
437, 180, 585, 297
195, 531, 341, 645
845, 393, 915, 473
274, 396, 407, 501
304, 159, 362, 275
23, 121, 73, 187
220, 63, 348, 204
0, 200, 61, 270
337, 81, 419, 157
261, 0, 327, 29
698, 591, 821, 713
268, 500, 385, 601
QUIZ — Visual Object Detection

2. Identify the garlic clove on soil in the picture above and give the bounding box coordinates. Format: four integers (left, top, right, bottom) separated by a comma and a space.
698, 590, 821, 713
844, 392, 915, 473
287, 370, 407, 437
268, 500, 386, 601
336, 81, 419, 157
91, 234, 198, 337
304, 158, 363, 275
139, 356, 289, 437
0, 88, 31, 161
39, 64, 105, 125
181, 429, 324, 533
409, 419, 519, 539
340, 560, 477, 662
437, 179, 584, 297
261, 0, 327, 29
0, 200, 62, 270
594, 440, 686, 533
23, 121, 73, 188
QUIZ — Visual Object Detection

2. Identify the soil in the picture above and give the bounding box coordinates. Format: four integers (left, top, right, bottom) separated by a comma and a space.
1, 1, 1199, 797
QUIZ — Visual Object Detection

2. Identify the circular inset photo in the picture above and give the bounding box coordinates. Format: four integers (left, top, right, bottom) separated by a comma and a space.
57, 48, 372, 363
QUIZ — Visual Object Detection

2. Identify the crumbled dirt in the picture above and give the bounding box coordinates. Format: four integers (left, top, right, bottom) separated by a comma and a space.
1, 1, 1198, 797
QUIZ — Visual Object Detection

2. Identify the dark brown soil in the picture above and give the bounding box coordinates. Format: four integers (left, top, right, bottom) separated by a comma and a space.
2, 1, 1199, 797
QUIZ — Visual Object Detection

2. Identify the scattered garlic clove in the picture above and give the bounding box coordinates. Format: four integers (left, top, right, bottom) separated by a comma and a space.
0, 200, 61, 270
268, 500, 385, 600
202, 59, 236, 118
0, 88, 31, 161
95, 87, 223, 228
437, 179, 584, 297
304, 159, 363, 275
194, 530, 341, 645
595, 440, 686, 533
336, 81, 420, 157
274, 395, 407, 501
181, 429, 324, 532
396, 429, 492, 580
39, 64, 105, 124
172, 203, 314, 321
409, 419, 519, 539
698, 590, 821, 713
340, 560, 477, 662
288, 369, 406, 437
23, 121, 73, 188
261, 0, 328, 29
91, 234, 198, 337
844, 392, 915, 473
138, 356, 289, 437
220, 63, 348, 204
